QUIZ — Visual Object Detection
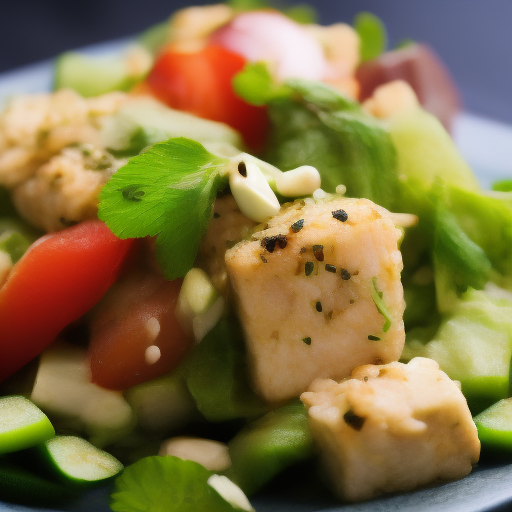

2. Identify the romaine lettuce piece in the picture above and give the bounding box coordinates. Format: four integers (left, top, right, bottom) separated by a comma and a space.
263, 81, 399, 209
183, 319, 267, 422
402, 288, 512, 414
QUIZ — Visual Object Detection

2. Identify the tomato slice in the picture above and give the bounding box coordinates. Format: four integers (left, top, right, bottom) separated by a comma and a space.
0, 220, 135, 383
88, 270, 193, 390
145, 44, 268, 150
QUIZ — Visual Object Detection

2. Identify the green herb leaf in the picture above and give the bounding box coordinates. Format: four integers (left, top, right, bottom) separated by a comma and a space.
371, 277, 392, 333
184, 319, 267, 422
233, 63, 290, 106
110, 456, 243, 512
98, 138, 229, 280
492, 179, 512, 192
284, 4, 318, 24
227, 0, 268, 10
354, 12, 387, 62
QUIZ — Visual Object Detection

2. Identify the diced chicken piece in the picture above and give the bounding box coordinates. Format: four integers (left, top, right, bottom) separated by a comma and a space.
198, 194, 256, 297
11, 146, 122, 232
0, 89, 126, 188
0, 90, 127, 232
169, 4, 234, 52
305, 22, 360, 99
363, 80, 420, 120
301, 357, 480, 502
225, 198, 405, 402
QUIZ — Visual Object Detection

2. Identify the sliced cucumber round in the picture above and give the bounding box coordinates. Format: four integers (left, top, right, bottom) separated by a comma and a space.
54, 52, 133, 98
0, 395, 55, 454
39, 435, 123, 487
474, 398, 512, 455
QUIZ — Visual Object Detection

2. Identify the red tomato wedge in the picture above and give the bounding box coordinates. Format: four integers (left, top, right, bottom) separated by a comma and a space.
0, 220, 135, 383
88, 271, 193, 390
145, 44, 268, 150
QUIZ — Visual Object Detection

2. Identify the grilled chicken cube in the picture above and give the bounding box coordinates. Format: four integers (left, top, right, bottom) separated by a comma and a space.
198, 194, 256, 297
301, 357, 480, 502
225, 197, 405, 402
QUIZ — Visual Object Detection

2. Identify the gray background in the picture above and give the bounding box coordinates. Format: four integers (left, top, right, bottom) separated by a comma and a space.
1, 1, 511, 122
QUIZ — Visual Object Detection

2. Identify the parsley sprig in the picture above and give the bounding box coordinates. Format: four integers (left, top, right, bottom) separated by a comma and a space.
98, 138, 229, 280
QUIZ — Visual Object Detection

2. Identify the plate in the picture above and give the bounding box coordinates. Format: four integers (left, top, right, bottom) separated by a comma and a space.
2, 40, 512, 512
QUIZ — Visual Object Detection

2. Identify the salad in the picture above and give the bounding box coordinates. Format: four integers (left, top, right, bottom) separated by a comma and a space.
1, 2, 512, 511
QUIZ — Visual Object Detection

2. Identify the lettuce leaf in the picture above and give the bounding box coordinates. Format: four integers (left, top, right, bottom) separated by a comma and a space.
183, 319, 267, 422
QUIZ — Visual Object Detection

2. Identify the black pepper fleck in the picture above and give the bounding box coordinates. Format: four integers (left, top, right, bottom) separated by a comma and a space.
291, 219, 304, 233
368, 335, 381, 341
343, 410, 365, 431
302, 336, 312, 345
305, 262, 314, 276
313, 244, 324, 261
315, 301, 323, 312
325, 264, 336, 273
349, 299, 355, 304
341, 269, 351, 280
300, 247, 307, 254
261, 234, 287, 253
238, 161, 247, 177
332, 209, 348, 222
363, 376, 369, 382
260, 255, 268, 263
213, 212, 220, 218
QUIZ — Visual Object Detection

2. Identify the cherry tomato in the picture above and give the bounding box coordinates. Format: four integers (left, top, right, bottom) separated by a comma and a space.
0, 220, 135, 383
145, 44, 268, 150
88, 270, 193, 390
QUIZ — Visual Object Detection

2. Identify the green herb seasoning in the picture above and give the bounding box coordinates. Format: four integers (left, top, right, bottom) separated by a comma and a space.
305, 261, 314, 276
291, 219, 305, 232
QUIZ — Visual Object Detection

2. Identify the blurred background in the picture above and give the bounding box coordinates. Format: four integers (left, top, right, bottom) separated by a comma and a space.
1, 0, 511, 123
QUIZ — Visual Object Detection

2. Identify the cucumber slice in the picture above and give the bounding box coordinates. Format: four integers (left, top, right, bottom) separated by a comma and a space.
473, 398, 512, 457
124, 371, 198, 434
38, 436, 123, 487
54, 52, 132, 97
100, 97, 242, 157
402, 288, 512, 414
0, 396, 54, 454
224, 401, 313, 496
0, 461, 74, 506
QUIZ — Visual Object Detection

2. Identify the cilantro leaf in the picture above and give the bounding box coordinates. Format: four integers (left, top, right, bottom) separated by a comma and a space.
371, 277, 392, 333
354, 12, 387, 62
98, 138, 228, 280
110, 456, 243, 512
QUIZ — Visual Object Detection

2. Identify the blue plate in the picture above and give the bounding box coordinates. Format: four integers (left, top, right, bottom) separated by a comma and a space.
2, 40, 512, 512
